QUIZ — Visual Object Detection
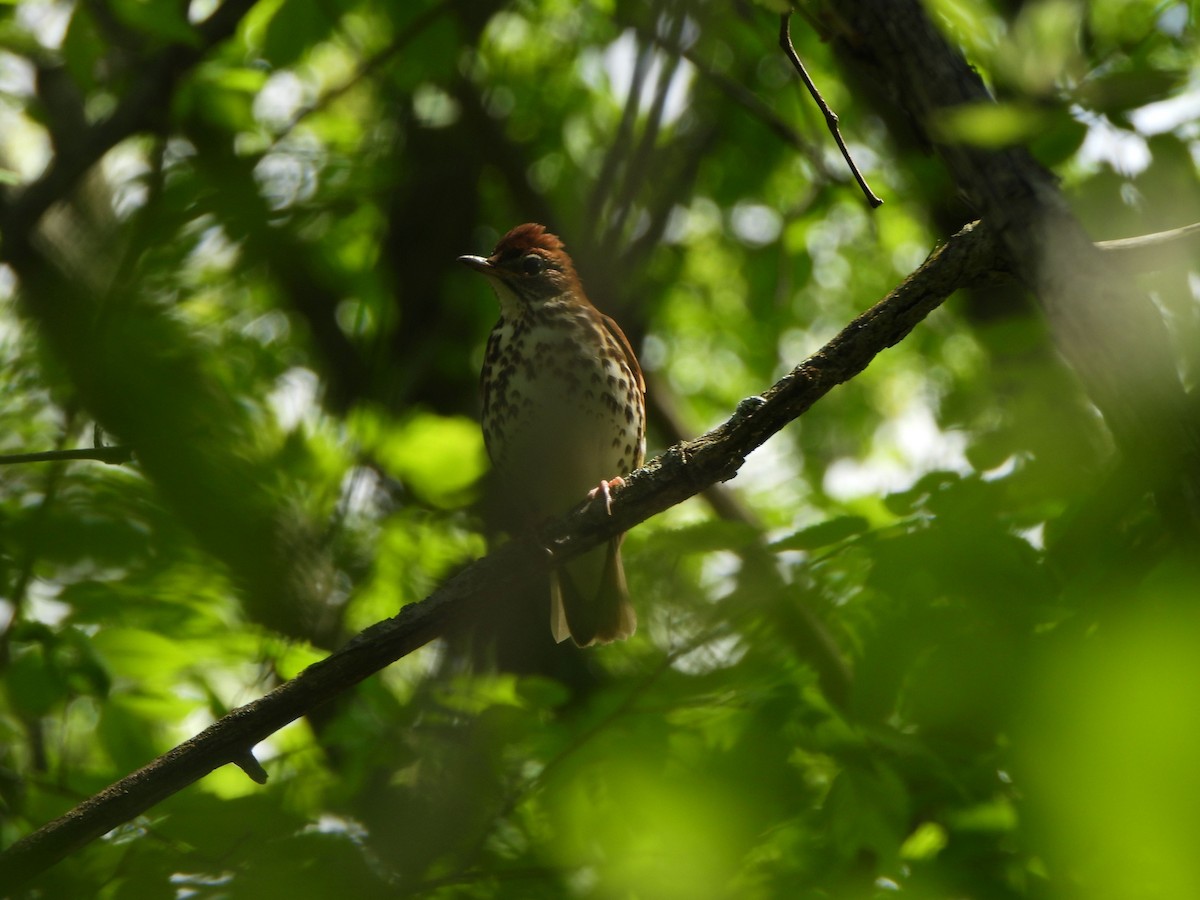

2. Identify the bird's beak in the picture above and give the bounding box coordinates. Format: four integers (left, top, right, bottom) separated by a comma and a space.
457, 254, 495, 275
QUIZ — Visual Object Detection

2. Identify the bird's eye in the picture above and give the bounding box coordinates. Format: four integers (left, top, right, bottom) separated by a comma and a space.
521, 254, 544, 276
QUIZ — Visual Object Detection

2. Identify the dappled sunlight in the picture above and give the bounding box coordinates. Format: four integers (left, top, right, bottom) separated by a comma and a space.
1, 0, 1198, 896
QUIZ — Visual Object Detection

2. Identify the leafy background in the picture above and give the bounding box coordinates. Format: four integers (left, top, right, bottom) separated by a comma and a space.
1, 0, 1199, 897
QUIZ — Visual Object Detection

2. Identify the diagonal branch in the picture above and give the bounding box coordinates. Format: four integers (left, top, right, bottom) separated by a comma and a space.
0, 219, 999, 890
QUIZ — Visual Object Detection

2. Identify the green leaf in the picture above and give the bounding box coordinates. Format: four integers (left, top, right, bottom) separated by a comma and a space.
260, 0, 338, 67
354, 410, 486, 508
6, 646, 68, 717
900, 821, 948, 860
61, 5, 105, 92
947, 798, 1018, 833
515, 675, 571, 709
108, 0, 199, 45
772, 515, 870, 551
883, 471, 962, 516
1081, 68, 1190, 116
1028, 114, 1088, 167
825, 761, 909, 863
931, 102, 1054, 148
97, 697, 165, 771
644, 519, 761, 554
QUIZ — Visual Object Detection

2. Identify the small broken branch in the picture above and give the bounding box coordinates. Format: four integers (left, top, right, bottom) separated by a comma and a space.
779, 13, 884, 208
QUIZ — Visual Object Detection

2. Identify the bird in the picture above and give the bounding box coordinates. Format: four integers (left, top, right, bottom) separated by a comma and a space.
459, 223, 645, 646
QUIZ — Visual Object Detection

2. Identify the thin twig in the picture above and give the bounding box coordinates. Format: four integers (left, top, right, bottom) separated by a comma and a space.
0, 420, 74, 673
779, 14, 883, 208
1097, 221, 1200, 270
0, 446, 134, 466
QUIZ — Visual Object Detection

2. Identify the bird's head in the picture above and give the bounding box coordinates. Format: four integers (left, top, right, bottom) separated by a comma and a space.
458, 223, 584, 317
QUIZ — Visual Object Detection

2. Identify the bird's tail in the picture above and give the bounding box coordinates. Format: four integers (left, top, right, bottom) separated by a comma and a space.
550, 538, 636, 646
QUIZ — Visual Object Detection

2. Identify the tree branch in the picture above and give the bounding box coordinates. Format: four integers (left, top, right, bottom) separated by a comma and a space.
0, 219, 998, 889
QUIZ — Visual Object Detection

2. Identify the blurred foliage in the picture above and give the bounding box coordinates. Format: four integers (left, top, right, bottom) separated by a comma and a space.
0, 0, 1198, 897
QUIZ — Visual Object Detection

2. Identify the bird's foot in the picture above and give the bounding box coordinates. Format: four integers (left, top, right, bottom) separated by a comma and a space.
586, 477, 626, 515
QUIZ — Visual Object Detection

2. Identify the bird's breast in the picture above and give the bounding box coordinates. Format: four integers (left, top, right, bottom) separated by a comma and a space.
482, 309, 644, 519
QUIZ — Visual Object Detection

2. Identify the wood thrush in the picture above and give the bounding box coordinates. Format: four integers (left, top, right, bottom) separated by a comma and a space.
459, 223, 645, 647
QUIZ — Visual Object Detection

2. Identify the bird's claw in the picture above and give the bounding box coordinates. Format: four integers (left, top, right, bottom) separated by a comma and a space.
587, 477, 626, 515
